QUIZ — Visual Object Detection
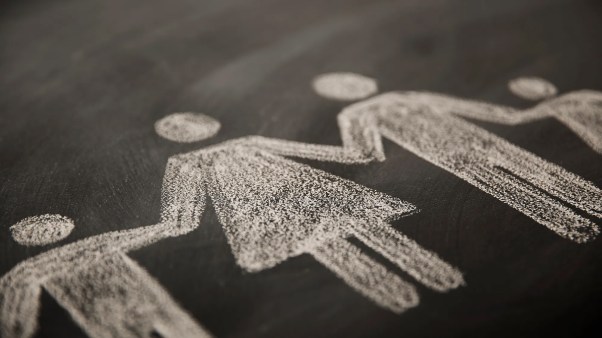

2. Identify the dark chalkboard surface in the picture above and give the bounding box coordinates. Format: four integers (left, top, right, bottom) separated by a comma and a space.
1, 0, 601, 337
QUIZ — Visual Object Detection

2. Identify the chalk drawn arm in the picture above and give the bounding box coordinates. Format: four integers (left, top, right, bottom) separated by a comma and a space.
398, 92, 549, 124
160, 156, 207, 236
406, 91, 602, 153
230, 136, 374, 164
337, 102, 386, 161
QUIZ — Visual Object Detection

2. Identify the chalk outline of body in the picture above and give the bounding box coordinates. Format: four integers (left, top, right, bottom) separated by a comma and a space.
5, 73, 597, 338
159, 125, 464, 314
331, 76, 601, 243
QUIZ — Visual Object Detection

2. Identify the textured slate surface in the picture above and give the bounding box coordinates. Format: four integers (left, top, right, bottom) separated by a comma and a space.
0, 0, 601, 337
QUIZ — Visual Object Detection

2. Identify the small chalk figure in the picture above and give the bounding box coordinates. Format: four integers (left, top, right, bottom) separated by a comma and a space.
1, 218, 211, 338
319, 73, 601, 243
156, 112, 464, 314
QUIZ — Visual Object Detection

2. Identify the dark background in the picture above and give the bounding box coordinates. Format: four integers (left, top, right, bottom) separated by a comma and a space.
1, 0, 601, 337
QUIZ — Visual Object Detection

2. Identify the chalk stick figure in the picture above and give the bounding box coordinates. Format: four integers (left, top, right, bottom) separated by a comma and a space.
155, 112, 464, 314
1, 109, 464, 338
1, 215, 211, 338
316, 73, 601, 243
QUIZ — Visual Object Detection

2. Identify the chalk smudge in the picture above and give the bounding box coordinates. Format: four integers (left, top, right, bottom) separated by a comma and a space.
10, 214, 75, 246
155, 112, 221, 143
508, 76, 558, 101
313, 73, 378, 101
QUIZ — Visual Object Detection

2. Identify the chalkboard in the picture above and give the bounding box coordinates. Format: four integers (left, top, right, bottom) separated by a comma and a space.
1, 0, 601, 337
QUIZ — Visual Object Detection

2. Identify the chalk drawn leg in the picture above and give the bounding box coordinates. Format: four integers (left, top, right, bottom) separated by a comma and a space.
43, 252, 210, 338
0, 282, 42, 338
471, 164, 599, 243
350, 221, 465, 292
309, 237, 419, 313
498, 147, 602, 219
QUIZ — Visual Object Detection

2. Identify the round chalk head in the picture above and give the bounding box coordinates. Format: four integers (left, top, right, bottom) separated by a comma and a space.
155, 112, 221, 143
10, 214, 75, 246
313, 72, 378, 101
508, 77, 557, 101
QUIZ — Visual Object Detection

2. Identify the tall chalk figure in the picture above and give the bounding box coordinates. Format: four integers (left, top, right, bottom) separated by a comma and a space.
315, 73, 602, 243
155, 112, 465, 314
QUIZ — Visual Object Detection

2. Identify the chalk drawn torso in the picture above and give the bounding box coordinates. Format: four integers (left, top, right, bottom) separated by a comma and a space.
184, 142, 413, 270
508, 76, 558, 101
0, 222, 211, 338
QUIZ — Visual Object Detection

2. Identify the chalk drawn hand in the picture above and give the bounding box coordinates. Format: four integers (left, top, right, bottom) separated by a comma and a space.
156, 111, 464, 314
320, 73, 601, 243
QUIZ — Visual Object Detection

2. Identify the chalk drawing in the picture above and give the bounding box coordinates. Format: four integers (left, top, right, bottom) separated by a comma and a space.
1, 219, 211, 337
319, 73, 601, 242
1, 109, 464, 337
10, 214, 75, 246
160, 133, 464, 314
508, 76, 558, 101
313, 73, 378, 101
155, 112, 221, 143
6, 71, 598, 337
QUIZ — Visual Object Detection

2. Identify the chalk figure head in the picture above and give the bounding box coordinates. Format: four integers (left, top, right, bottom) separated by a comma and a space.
10, 214, 75, 246
155, 112, 221, 143
508, 76, 557, 101
313, 72, 378, 101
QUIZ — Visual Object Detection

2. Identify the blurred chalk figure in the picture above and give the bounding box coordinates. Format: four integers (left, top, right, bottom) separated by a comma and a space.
1, 221, 212, 336
156, 112, 464, 314
314, 72, 601, 243
1, 108, 466, 338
